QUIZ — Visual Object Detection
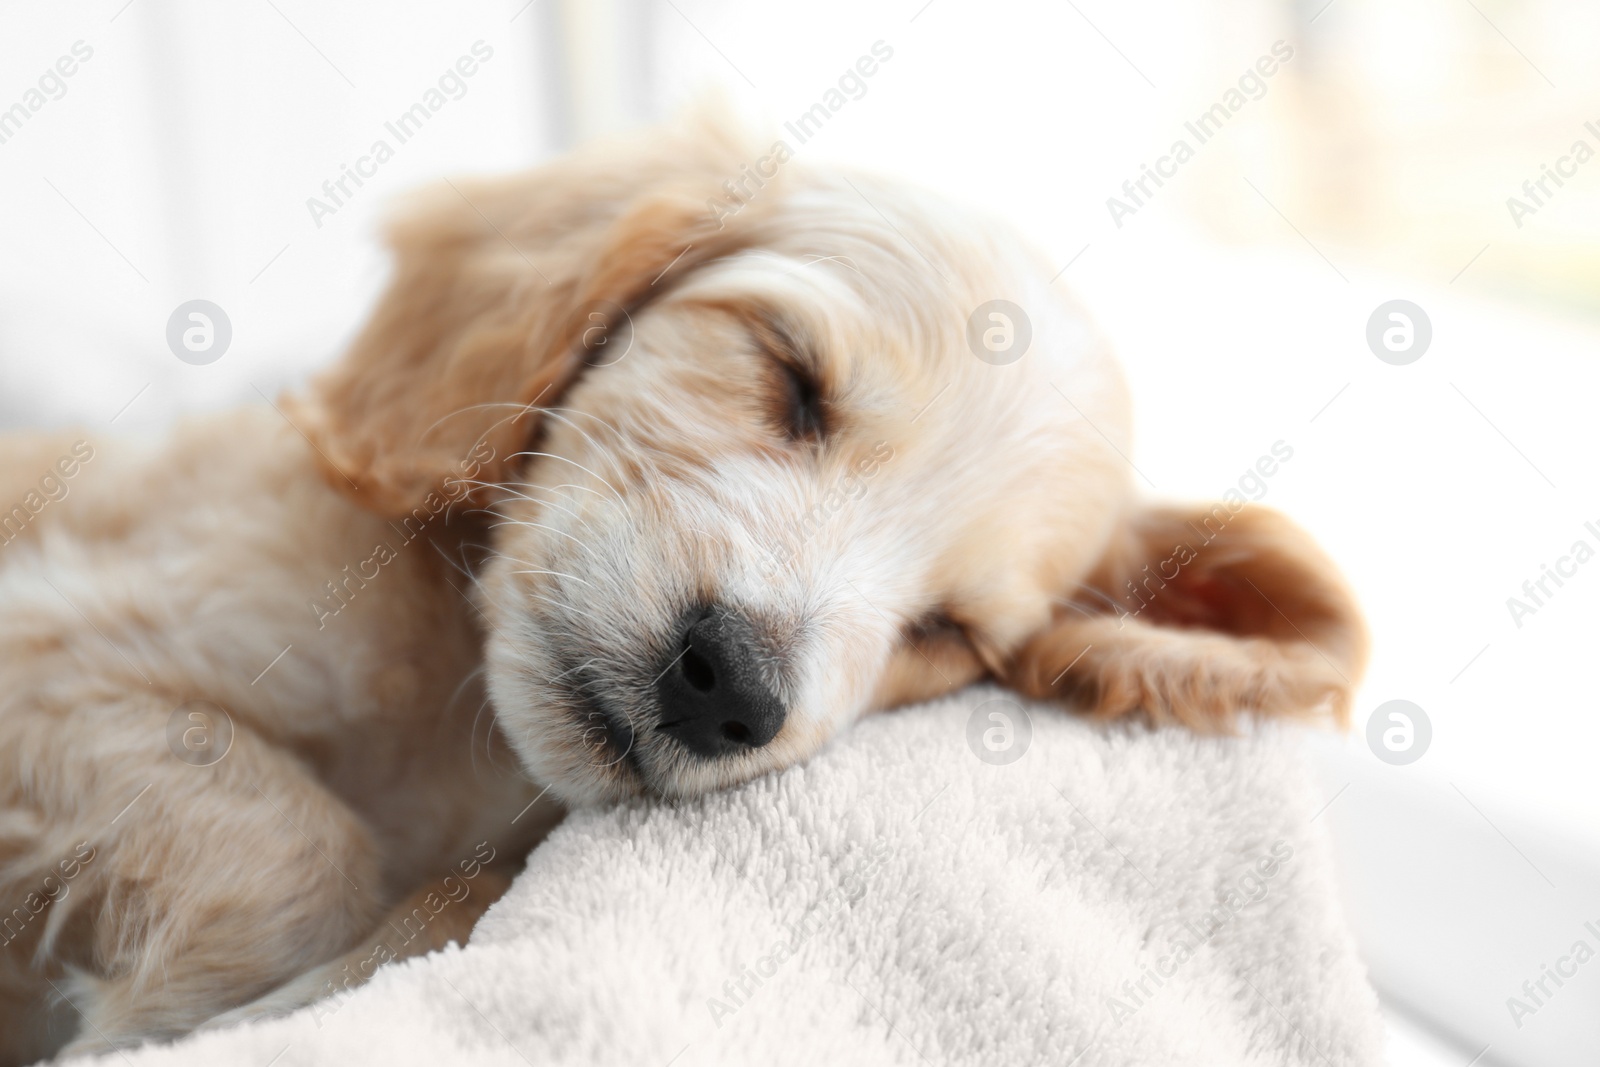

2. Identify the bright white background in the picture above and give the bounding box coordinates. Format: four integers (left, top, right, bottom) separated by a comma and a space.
2, 1, 1596, 1063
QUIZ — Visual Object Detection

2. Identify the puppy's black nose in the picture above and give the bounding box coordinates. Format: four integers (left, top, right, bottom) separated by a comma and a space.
656, 607, 785, 757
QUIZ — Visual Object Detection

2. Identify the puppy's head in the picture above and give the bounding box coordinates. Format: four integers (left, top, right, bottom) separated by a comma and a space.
295, 115, 1365, 804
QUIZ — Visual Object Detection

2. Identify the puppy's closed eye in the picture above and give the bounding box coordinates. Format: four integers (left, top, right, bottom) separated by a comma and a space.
775, 357, 825, 442
754, 316, 826, 443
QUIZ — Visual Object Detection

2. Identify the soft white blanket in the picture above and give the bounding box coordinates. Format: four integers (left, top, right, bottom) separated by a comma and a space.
88, 687, 1383, 1066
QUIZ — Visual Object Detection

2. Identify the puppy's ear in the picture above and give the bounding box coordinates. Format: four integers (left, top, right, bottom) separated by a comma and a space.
1005, 504, 1367, 730
288, 115, 766, 516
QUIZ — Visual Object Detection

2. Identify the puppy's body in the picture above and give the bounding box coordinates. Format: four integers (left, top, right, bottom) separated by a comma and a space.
0, 412, 551, 1060
0, 114, 1365, 1060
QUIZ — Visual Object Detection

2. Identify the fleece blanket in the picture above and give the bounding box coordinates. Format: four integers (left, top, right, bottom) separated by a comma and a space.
84, 686, 1383, 1066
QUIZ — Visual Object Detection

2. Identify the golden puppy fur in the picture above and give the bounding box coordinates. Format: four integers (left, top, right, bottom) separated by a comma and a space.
0, 112, 1365, 1061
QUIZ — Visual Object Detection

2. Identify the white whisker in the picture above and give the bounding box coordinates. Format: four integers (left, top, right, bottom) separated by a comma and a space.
527, 591, 609, 626
538, 407, 646, 488
508, 451, 624, 503
508, 569, 593, 587
548, 657, 597, 683
502, 520, 602, 561
416, 398, 546, 445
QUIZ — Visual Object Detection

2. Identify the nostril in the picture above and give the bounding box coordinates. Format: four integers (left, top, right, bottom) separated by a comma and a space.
657, 605, 786, 758
680, 647, 716, 692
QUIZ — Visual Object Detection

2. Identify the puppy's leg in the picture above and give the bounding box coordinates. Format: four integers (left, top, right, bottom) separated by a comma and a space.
203, 870, 515, 1031
1004, 505, 1367, 730
45, 706, 386, 1058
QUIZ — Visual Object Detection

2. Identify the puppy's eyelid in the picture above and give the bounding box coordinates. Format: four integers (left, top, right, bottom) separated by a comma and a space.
757, 316, 827, 443
778, 358, 825, 442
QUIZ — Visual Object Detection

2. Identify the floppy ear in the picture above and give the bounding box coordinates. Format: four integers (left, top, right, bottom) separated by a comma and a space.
288, 115, 768, 517
1005, 504, 1367, 730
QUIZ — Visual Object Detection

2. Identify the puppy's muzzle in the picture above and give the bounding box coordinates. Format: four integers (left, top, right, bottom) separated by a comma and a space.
656, 606, 784, 757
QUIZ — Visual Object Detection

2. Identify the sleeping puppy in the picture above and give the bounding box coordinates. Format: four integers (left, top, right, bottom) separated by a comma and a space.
0, 113, 1365, 1060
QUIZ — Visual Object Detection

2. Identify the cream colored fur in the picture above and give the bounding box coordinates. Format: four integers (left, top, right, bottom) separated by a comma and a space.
0, 112, 1365, 1062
